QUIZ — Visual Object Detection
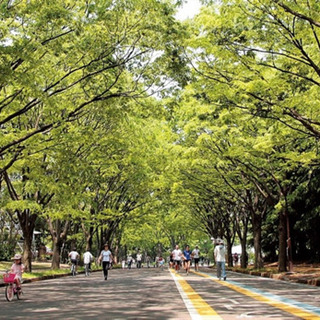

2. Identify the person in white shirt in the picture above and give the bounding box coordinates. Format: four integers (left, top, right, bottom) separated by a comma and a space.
98, 244, 113, 280
136, 251, 142, 268
83, 250, 94, 275
68, 248, 80, 273
214, 240, 226, 280
192, 246, 200, 271
172, 244, 183, 271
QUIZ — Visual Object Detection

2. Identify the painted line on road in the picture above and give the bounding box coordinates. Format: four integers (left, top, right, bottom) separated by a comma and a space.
193, 271, 320, 320
170, 269, 223, 320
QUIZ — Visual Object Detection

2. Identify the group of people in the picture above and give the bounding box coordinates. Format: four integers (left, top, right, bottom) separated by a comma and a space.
170, 244, 201, 275
68, 243, 113, 280
7, 239, 227, 292
169, 240, 227, 280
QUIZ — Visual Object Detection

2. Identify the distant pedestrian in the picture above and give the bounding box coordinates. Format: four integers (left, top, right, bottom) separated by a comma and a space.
146, 255, 151, 268
136, 251, 142, 268
172, 244, 183, 272
233, 252, 239, 266
127, 255, 133, 269
83, 250, 94, 273
214, 240, 226, 281
192, 245, 200, 271
183, 245, 192, 275
169, 252, 174, 268
98, 244, 113, 280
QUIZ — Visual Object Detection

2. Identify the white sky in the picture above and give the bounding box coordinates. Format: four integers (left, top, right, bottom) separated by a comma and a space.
175, 0, 202, 20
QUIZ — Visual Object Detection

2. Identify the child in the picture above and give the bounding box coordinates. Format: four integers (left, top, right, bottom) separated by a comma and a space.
11, 254, 25, 290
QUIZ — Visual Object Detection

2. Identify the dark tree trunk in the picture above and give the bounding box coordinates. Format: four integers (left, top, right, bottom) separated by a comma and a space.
278, 211, 287, 272
252, 213, 264, 269
48, 219, 69, 270
19, 209, 37, 272
51, 239, 63, 269
241, 241, 248, 268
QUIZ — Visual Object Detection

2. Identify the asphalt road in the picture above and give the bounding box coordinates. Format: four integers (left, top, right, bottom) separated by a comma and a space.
1, 267, 320, 320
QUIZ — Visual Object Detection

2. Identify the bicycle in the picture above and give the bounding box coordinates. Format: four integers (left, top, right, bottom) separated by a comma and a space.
70, 261, 77, 276
3, 272, 22, 302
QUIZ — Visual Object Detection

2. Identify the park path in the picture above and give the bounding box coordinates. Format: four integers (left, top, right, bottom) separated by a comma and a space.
1, 267, 320, 319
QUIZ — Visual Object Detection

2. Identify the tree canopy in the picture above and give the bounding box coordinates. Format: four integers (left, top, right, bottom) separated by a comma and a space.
1, 0, 320, 272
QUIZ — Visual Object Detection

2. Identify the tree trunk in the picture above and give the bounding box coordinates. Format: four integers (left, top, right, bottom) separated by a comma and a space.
252, 213, 264, 269
19, 209, 37, 272
278, 211, 287, 272
51, 239, 63, 269
48, 219, 69, 269
240, 241, 248, 268
22, 231, 33, 272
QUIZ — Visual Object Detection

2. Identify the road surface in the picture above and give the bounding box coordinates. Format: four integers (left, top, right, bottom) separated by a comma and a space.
1, 267, 320, 319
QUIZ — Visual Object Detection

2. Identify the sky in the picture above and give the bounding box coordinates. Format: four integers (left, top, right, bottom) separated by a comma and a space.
175, 0, 202, 20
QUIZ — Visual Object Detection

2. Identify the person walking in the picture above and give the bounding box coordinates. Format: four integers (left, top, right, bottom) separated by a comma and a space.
214, 240, 226, 280
183, 245, 192, 275
136, 250, 142, 268
127, 254, 133, 269
98, 244, 113, 280
192, 245, 200, 271
83, 250, 94, 275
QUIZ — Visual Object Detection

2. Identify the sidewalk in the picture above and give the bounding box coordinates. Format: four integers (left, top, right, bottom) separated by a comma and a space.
228, 263, 320, 287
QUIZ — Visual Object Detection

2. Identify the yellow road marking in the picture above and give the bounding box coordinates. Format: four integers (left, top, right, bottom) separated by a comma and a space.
173, 270, 223, 320
192, 271, 320, 320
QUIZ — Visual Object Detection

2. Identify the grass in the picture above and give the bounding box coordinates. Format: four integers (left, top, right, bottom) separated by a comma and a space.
1, 260, 120, 281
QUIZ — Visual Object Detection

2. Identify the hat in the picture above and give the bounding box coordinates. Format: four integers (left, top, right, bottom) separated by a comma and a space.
12, 254, 22, 260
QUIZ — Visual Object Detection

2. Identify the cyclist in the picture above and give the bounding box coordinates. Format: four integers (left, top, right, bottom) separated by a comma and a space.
98, 243, 113, 280
10, 254, 25, 291
83, 250, 94, 275
68, 248, 80, 274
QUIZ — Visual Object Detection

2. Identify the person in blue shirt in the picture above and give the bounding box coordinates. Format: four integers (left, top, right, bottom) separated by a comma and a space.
183, 245, 192, 275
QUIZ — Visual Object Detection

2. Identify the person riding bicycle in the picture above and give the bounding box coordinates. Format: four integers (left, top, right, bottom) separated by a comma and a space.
68, 248, 80, 274
10, 254, 25, 291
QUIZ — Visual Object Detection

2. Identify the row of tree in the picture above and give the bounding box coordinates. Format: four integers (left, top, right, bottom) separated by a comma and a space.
1, 0, 320, 273
168, 0, 320, 271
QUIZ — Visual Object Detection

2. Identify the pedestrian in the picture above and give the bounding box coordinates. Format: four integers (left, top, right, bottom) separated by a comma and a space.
98, 244, 113, 280
158, 255, 165, 270
136, 250, 142, 268
233, 252, 239, 266
146, 255, 151, 268
83, 249, 94, 273
214, 240, 226, 280
122, 258, 126, 269
192, 245, 200, 271
183, 245, 192, 275
169, 252, 174, 269
10, 254, 25, 291
127, 254, 133, 269
172, 244, 183, 272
